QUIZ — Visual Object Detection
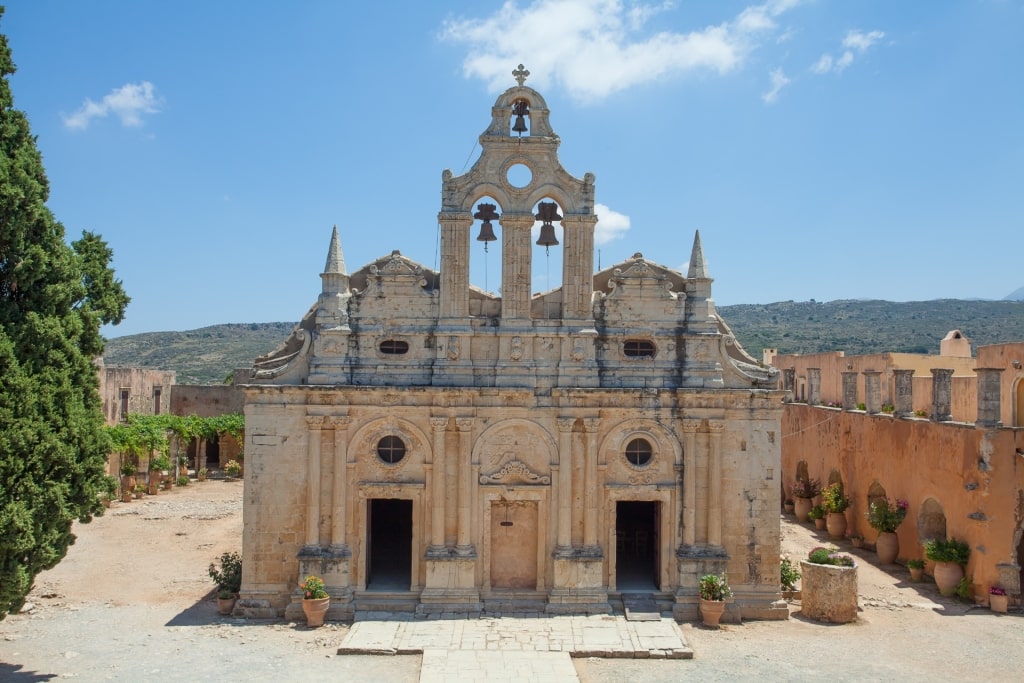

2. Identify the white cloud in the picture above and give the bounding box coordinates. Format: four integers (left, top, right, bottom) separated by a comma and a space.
594, 203, 630, 245
811, 28, 884, 75
761, 67, 790, 104
441, 0, 802, 102
63, 81, 161, 130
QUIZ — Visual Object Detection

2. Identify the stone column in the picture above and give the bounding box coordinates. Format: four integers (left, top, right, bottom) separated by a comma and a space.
556, 417, 575, 551
329, 416, 350, 552
841, 371, 859, 410
893, 369, 914, 417
975, 368, 1003, 428
304, 416, 324, 550
560, 214, 597, 320
931, 369, 953, 422
438, 212, 473, 319
682, 420, 699, 547
429, 417, 449, 552
863, 370, 882, 414
782, 368, 796, 399
455, 417, 475, 554
807, 368, 821, 406
707, 421, 724, 548
582, 417, 600, 550
499, 213, 535, 321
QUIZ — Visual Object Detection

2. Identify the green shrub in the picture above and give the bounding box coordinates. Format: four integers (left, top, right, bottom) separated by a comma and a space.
924, 538, 970, 565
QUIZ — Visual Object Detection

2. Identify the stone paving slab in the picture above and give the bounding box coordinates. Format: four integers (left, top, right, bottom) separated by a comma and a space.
338, 614, 693, 660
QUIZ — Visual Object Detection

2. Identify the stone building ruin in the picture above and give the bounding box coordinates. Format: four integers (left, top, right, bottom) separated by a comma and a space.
239, 67, 785, 622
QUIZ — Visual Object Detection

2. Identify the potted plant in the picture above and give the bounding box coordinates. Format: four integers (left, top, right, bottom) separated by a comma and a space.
808, 504, 826, 530
224, 459, 242, 479
791, 478, 821, 522
906, 558, 925, 581
924, 537, 970, 597
697, 573, 731, 628
801, 546, 858, 623
198, 467, 208, 482
300, 575, 330, 627
177, 475, 190, 487
780, 557, 801, 600
120, 459, 137, 495
989, 585, 1008, 613
208, 551, 242, 615
133, 483, 145, 499
867, 497, 907, 564
821, 482, 850, 540
99, 475, 119, 508
848, 532, 864, 549
783, 498, 795, 514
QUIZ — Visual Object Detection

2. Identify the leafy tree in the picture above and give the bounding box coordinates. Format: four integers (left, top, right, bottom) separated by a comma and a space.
0, 10, 129, 619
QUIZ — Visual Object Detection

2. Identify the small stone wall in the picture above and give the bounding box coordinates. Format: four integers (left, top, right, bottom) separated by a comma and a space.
800, 560, 858, 623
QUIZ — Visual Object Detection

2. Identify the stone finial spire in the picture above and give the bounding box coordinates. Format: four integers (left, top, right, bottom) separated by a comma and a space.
687, 230, 708, 279
324, 225, 347, 276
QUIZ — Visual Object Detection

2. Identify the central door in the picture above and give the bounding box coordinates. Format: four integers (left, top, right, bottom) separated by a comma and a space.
367, 498, 412, 590
615, 501, 659, 591
490, 500, 538, 589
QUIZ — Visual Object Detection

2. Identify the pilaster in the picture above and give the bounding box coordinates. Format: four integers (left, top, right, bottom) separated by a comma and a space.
930, 368, 953, 422
893, 369, 914, 417
499, 213, 535, 321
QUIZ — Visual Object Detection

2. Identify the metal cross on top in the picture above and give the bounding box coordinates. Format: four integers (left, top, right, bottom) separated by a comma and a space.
513, 64, 530, 86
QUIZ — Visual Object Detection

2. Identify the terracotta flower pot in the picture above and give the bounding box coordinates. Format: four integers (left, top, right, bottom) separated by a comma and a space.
875, 531, 899, 565
217, 596, 236, 615
302, 597, 330, 627
990, 593, 1008, 613
699, 598, 726, 628
933, 561, 964, 597
794, 497, 812, 522
909, 566, 924, 581
826, 512, 847, 540
813, 518, 826, 530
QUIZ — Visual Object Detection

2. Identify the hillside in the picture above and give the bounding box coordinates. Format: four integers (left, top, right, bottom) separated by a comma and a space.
101, 299, 1024, 384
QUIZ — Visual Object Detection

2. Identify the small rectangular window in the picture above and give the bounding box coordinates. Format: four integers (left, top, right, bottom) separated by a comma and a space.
153, 387, 162, 415
120, 389, 130, 421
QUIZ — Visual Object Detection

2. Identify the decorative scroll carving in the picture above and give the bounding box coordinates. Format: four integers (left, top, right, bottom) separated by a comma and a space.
479, 460, 551, 485
510, 336, 524, 361
627, 472, 654, 486
448, 335, 461, 361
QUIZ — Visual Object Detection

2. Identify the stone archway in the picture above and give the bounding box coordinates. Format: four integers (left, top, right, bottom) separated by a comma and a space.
918, 497, 947, 545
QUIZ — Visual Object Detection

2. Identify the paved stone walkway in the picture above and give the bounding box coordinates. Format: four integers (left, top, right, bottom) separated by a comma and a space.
338, 614, 692, 681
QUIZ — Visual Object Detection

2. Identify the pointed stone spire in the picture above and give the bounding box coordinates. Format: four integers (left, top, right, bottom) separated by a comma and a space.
323, 225, 347, 276
321, 225, 349, 296
687, 230, 708, 280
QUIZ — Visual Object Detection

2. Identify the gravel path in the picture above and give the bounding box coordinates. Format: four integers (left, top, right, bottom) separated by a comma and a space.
1, 481, 1020, 682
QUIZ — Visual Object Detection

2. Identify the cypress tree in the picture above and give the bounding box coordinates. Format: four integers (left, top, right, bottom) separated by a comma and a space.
0, 8, 129, 619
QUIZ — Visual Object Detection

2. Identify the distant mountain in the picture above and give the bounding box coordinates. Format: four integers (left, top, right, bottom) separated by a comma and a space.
101, 299, 1024, 385
1004, 285, 1024, 301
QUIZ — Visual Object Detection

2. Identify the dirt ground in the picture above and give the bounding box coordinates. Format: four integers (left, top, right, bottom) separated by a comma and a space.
1, 479, 1021, 682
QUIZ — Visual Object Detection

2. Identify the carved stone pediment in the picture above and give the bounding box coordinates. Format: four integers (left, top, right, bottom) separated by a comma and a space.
479, 460, 551, 486
606, 254, 674, 298
369, 251, 428, 285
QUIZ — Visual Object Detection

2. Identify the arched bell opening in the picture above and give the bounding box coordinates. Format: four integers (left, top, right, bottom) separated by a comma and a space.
530, 199, 564, 318
469, 196, 504, 299
510, 97, 531, 136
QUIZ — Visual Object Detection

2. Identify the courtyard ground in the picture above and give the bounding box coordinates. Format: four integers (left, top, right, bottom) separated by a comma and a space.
0, 478, 1020, 682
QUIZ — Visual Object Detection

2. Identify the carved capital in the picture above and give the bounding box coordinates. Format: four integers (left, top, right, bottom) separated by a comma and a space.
455, 417, 474, 432
708, 421, 725, 434
556, 417, 575, 433
581, 417, 600, 432
327, 415, 351, 430
681, 420, 701, 434
306, 416, 326, 430
430, 417, 450, 432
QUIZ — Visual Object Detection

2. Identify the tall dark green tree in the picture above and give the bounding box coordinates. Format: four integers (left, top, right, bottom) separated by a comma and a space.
0, 9, 129, 619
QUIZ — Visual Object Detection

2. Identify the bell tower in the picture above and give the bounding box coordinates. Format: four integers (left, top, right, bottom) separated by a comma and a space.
438, 65, 598, 324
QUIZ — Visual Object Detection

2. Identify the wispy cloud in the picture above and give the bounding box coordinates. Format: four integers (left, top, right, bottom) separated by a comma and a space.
63, 81, 161, 130
812, 29, 884, 75
441, 0, 801, 102
761, 67, 790, 103
594, 203, 630, 245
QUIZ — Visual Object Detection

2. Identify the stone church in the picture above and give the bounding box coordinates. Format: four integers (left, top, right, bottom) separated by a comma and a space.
238, 66, 786, 622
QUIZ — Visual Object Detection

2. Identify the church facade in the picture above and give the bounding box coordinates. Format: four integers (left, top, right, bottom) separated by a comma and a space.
238, 67, 786, 622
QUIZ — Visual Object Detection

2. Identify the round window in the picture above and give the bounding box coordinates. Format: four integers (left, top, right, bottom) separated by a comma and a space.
624, 438, 653, 467
377, 435, 407, 464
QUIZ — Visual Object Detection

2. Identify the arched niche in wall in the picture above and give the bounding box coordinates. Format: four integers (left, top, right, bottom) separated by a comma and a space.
866, 480, 887, 512
917, 497, 947, 545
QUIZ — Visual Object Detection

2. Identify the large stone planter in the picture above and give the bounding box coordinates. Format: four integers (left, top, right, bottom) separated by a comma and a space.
800, 560, 858, 623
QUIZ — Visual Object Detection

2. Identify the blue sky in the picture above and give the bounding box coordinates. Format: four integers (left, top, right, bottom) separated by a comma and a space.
3, 1, 1023, 338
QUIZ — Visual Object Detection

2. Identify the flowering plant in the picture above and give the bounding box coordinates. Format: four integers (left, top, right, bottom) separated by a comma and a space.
791, 477, 821, 499
866, 497, 908, 533
807, 546, 855, 567
300, 575, 328, 600
821, 482, 850, 513
990, 585, 1007, 596
698, 573, 732, 601
906, 558, 925, 570
807, 504, 825, 521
